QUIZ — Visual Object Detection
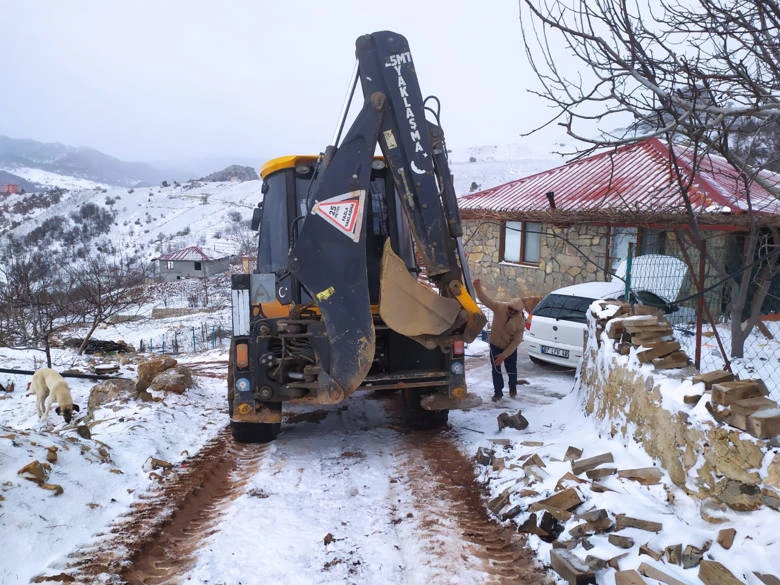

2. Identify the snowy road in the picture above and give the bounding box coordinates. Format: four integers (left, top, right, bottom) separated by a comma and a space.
66, 386, 554, 584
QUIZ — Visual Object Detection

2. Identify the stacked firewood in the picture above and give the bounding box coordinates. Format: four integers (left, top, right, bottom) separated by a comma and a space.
594, 301, 690, 370
695, 371, 780, 439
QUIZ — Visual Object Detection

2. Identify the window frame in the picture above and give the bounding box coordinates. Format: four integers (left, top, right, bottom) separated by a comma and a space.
500, 220, 541, 265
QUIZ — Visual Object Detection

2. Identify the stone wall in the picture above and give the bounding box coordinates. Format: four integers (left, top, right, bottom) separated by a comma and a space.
464, 219, 610, 299
463, 217, 732, 318
577, 311, 780, 512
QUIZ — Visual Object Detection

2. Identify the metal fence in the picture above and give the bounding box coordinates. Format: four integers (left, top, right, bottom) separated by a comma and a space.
618, 253, 779, 402
139, 321, 230, 355
473, 253, 779, 402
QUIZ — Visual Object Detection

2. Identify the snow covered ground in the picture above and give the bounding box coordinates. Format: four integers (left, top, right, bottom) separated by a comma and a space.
1, 299, 778, 584
0, 166, 112, 191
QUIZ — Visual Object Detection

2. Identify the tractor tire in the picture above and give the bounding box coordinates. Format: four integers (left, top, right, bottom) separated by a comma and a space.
401, 388, 449, 430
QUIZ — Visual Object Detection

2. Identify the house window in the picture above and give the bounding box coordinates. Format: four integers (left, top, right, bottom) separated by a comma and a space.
502, 221, 541, 264
194, 261, 202, 271
639, 228, 666, 254
610, 227, 638, 272
166, 261, 173, 270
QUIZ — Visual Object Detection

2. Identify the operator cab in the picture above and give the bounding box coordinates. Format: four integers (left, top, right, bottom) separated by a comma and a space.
254, 154, 416, 306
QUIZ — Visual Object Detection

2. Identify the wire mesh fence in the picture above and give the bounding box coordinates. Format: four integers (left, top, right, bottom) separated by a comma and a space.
618, 253, 780, 403
474, 252, 779, 403
139, 321, 230, 355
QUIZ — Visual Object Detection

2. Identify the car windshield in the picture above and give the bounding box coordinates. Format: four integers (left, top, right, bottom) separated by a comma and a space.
532, 294, 595, 324
632, 290, 676, 312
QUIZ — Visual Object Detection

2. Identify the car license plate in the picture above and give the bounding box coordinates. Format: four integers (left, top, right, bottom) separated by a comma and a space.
541, 346, 569, 359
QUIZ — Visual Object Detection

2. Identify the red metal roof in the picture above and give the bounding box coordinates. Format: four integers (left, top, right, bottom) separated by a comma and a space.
157, 246, 218, 262
458, 138, 780, 221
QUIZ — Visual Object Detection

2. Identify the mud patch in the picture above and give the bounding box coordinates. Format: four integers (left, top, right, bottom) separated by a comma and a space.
60, 427, 268, 584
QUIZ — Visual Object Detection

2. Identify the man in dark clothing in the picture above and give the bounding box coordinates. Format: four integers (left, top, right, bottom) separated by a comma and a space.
473, 279, 526, 401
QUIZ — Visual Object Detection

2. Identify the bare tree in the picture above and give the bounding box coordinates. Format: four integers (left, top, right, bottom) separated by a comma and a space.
67, 255, 148, 355
519, 0, 780, 357
0, 248, 73, 366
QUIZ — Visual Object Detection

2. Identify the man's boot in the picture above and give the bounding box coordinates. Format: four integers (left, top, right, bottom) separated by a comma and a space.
509, 383, 517, 398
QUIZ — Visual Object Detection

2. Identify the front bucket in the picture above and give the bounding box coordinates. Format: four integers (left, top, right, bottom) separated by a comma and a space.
378, 240, 462, 338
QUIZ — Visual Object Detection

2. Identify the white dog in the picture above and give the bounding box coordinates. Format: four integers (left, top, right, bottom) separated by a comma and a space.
31, 368, 80, 423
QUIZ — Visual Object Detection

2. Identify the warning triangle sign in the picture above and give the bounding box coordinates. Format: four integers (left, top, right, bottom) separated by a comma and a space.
312, 190, 366, 242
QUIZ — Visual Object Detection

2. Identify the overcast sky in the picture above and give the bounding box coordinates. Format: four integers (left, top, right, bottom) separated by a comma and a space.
0, 1, 567, 165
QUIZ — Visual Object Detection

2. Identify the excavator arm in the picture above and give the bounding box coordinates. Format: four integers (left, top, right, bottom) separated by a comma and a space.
290, 31, 485, 403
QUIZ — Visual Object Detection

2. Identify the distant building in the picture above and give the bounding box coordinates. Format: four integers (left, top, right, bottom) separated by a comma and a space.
153, 246, 232, 281
1, 184, 20, 194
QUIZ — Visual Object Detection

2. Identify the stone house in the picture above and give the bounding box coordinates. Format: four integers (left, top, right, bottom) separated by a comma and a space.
459, 138, 780, 316
154, 246, 232, 281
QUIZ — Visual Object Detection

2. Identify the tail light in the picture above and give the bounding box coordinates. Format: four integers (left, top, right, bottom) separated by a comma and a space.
452, 340, 465, 356
525, 315, 532, 331
235, 342, 249, 369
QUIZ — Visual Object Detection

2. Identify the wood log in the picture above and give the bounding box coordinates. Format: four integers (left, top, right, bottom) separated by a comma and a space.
615, 570, 647, 585
584, 555, 607, 571
608, 534, 635, 549
487, 488, 511, 515
500, 505, 523, 521
664, 543, 681, 565
717, 527, 736, 549
606, 320, 626, 339
517, 512, 553, 540
636, 341, 681, 363
615, 514, 662, 533
529, 487, 583, 513
475, 446, 494, 466
530, 504, 572, 523
564, 445, 583, 461
617, 467, 663, 485
576, 508, 608, 523
730, 396, 777, 416
549, 549, 596, 585
555, 472, 588, 491
653, 350, 690, 370
568, 515, 613, 537
681, 544, 705, 569
712, 379, 769, 406
621, 315, 662, 330
691, 370, 735, 389
746, 408, 780, 439
637, 562, 688, 585
625, 324, 673, 337
638, 544, 663, 561
522, 453, 547, 469
585, 467, 617, 480
571, 452, 614, 475
698, 559, 746, 585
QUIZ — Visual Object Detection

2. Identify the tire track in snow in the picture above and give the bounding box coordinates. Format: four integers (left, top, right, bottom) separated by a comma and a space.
54, 427, 269, 584
53, 392, 552, 585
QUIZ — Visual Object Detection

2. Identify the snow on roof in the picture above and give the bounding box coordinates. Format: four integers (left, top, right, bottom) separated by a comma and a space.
459, 137, 780, 221
155, 246, 227, 262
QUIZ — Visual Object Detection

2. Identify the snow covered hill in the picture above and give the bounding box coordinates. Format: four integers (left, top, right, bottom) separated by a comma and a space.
0, 139, 570, 262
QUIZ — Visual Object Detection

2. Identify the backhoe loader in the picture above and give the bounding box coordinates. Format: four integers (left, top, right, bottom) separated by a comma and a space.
228, 30, 486, 442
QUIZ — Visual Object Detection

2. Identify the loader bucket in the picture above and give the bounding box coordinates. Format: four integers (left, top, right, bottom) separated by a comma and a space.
379, 240, 463, 340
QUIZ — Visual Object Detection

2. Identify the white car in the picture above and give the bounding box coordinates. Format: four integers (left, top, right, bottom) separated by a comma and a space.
525, 255, 697, 368
525, 281, 624, 368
